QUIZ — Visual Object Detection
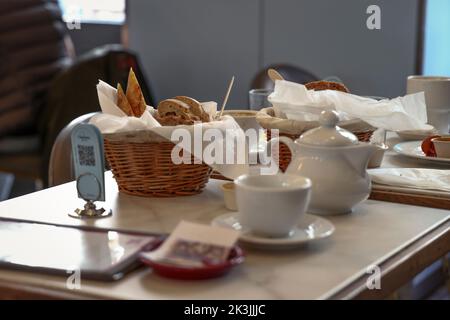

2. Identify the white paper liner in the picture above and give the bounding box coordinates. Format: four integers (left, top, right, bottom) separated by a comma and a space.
268, 80, 434, 132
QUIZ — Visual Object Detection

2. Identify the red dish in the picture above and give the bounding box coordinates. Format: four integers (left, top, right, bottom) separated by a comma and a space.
140, 240, 244, 280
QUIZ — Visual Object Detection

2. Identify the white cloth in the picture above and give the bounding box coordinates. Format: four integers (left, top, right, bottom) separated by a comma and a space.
269, 80, 434, 132
369, 168, 450, 192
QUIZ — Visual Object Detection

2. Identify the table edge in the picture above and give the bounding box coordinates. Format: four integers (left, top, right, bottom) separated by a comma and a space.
326, 219, 450, 299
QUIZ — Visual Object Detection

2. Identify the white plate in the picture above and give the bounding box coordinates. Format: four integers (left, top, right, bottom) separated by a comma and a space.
211, 213, 335, 249
395, 129, 438, 141
393, 141, 450, 164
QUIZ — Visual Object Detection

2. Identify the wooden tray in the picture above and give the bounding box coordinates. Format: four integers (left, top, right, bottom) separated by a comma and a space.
370, 185, 450, 210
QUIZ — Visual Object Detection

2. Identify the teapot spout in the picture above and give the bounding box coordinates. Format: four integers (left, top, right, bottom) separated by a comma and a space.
346, 144, 377, 177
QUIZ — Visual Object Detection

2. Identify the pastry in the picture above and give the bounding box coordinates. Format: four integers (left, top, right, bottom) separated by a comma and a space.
305, 80, 350, 93
116, 83, 134, 116
126, 68, 147, 117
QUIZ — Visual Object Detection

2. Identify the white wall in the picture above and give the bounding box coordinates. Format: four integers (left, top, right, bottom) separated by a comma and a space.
128, 0, 421, 108
263, 0, 420, 98
128, 0, 260, 108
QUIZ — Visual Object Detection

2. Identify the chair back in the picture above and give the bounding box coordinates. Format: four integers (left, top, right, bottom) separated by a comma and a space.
48, 112, 98, 187
42, 45, 154, 186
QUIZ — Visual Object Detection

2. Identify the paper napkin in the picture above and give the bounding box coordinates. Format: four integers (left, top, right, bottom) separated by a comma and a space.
369, 168, 450, 192
141, 221, 240, 267
269, 80, 434, 132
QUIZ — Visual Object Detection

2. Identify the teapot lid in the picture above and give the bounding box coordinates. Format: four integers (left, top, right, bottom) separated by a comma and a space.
297, 110, 359, 146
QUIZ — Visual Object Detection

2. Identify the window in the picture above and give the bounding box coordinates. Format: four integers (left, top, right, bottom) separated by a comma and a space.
423, 0, 450, 75
58, 0, 125, 24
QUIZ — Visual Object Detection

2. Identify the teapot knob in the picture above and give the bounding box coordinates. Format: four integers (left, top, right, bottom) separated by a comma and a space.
319, 110, 339, 128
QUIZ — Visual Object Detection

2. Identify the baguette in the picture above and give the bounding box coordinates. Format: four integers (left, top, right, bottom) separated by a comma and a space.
126, 68, 147, 117
116, 83, 134, 116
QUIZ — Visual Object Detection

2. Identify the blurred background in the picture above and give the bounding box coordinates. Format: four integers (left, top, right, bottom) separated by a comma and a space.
62, 0, 448, 106
0, 0, 449, 196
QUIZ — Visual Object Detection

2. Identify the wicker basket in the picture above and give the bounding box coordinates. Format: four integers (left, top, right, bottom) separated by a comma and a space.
258, 108, 375, 172
103, 131, 212, 197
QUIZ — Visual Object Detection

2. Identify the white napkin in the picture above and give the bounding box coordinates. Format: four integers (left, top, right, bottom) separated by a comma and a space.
269, 80, 434, 131
90, 80, 250, 180
95, 80, 161, 130
369, 168, 450, 192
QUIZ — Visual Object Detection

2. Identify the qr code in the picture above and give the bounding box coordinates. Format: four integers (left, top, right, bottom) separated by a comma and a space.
77, 145, 95, 166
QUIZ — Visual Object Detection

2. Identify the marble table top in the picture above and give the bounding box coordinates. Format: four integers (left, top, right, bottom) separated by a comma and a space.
0, 169, 448, 299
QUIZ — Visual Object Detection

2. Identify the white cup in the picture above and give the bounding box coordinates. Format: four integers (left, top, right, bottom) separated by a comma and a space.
222, 110, 260, 132
222, 110, 264, 164
234, 174, 312, 238
431, 137, 450, 159
407, 76, 450, 134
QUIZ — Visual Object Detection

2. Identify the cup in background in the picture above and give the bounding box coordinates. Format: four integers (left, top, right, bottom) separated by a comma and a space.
222, 110, 260, 132
431, 136, 450, 159
249, 89, 273, 111
407, 76, 450, 134
222, 110, 265, 164
234, 174, 312, 238
367, 143, 389, 168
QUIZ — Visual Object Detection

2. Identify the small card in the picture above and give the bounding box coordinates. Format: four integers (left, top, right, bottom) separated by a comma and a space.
142, 221, 240, 268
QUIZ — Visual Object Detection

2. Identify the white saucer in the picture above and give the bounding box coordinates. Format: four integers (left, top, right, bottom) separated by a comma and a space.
211, 213, 335, 249
395, 128, 438, 141
393, 141, 450, 164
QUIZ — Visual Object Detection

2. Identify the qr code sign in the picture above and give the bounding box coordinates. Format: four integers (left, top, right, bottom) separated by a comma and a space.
77, 145, 95, 166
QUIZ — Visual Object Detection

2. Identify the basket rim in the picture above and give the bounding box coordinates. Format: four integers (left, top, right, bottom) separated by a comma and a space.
103, 130, 169, 143
256, 107, 375, 135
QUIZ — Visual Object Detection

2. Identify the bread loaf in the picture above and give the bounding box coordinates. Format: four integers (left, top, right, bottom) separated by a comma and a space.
174, 96, 211, 122
156, 96, 211, 126
158, 99, 192, 117
305, 81, 350, 93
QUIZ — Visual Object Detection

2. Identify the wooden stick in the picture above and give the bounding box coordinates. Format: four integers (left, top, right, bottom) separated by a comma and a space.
218, 76, 235, 119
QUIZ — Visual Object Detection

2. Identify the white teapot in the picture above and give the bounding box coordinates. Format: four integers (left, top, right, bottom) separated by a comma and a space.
266, 111, 377, 215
